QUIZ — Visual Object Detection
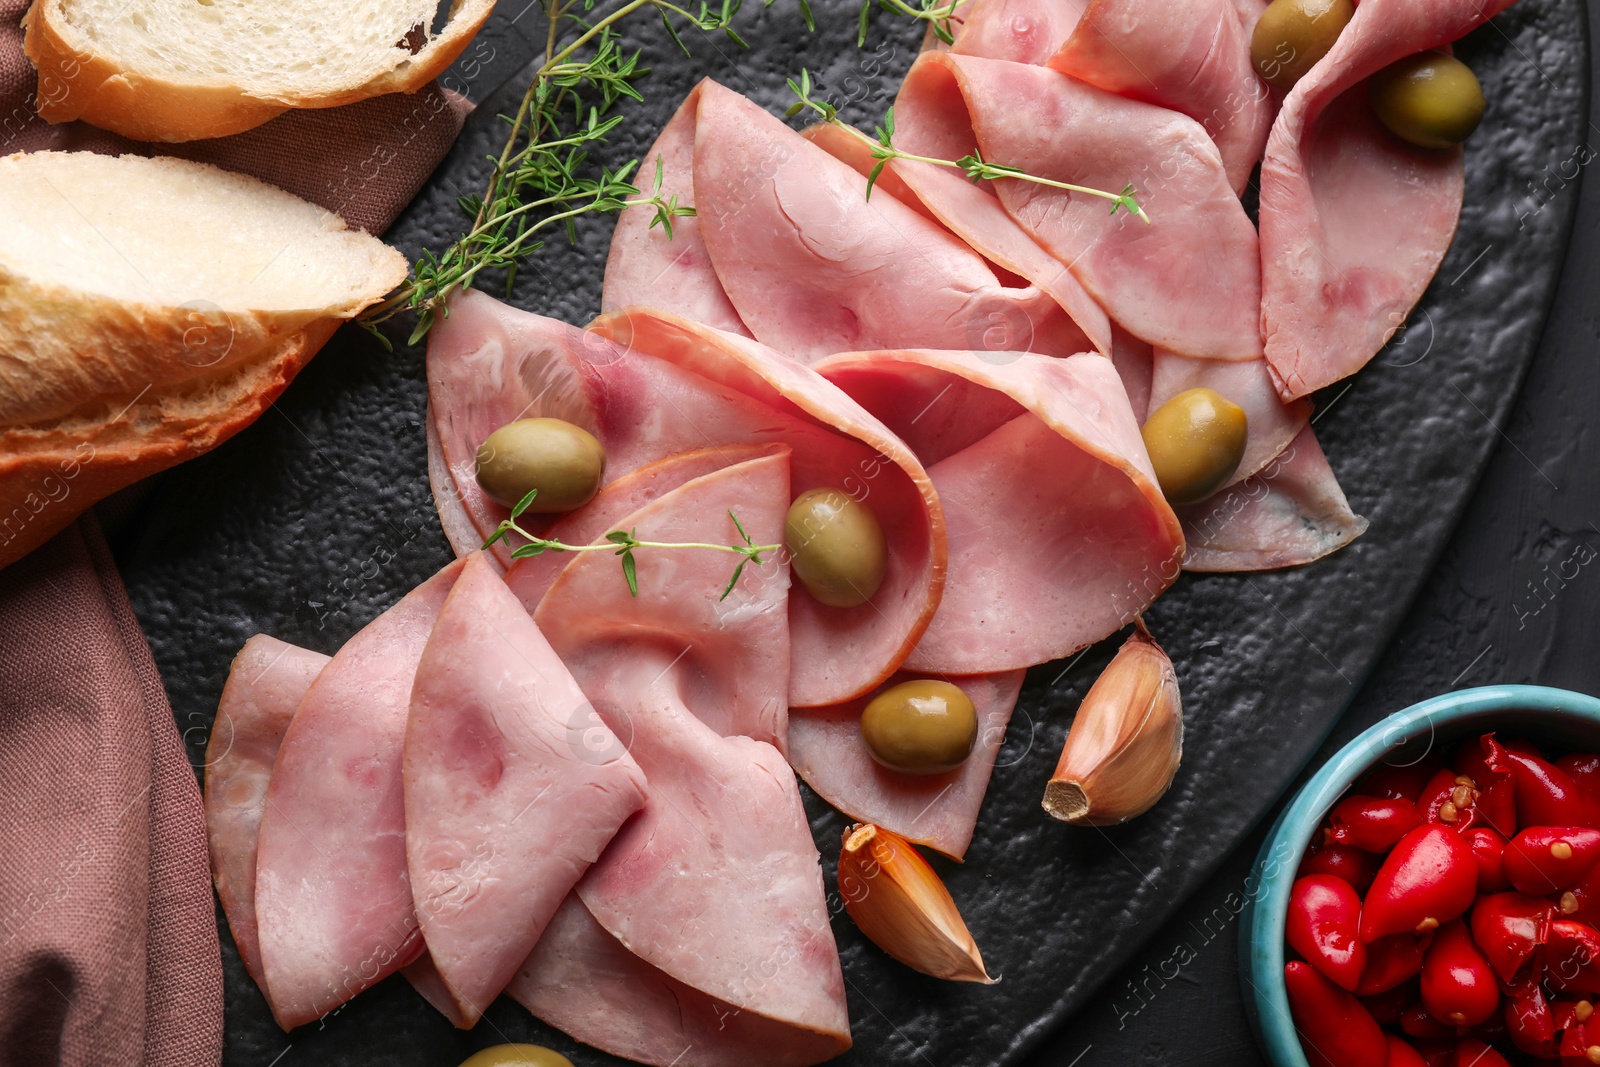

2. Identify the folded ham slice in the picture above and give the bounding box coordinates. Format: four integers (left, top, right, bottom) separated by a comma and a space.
788, 670, 1025, 860
509, 895, 849, 1067
525, 449, 851, 1063
601, 92, 750, 336
1049, 0, 1272, 194
1258, 0, 1511, 399
1149, 348, 1310, 487
893, 51, 1262, 361
254, 559, 463, 1029
814, 348, 1183, 673
1177, 425, 1367, 570
680, 78, 1089, 361
206, 635, 330, 1003
404, 552, 648, 1026
428, 293, 945, 707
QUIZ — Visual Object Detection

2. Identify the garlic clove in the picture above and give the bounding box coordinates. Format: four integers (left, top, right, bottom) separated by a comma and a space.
1042, 621, 1183, 826
838, 823, 995, 984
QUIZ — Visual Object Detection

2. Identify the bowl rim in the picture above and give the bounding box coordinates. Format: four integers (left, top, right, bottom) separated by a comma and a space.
1240, 683, 1600, 1067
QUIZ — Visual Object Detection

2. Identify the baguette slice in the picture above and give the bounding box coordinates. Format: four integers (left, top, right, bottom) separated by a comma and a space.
0, 151, 409, 570
23, 0, 496, 142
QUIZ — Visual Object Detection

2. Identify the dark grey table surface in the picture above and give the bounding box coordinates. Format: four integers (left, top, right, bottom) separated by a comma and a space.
1019, 5, 1600, 1063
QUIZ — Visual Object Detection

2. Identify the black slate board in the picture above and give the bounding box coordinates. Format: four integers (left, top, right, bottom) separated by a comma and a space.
113, 2, 1588, 1064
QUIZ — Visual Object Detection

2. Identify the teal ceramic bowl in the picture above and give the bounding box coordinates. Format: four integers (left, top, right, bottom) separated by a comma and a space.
1240, 684, 1600, 1066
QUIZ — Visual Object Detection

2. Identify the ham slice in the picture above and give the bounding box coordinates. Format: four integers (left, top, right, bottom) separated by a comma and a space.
206, 635, 330, 1002
1177, 424, 1367, 570
525, 450, 851, 1062
949, 0, 1087, 62
428, 293, 945, 706
814, 348, 1183, 673
509, 895, 849, 1067
602, 92, 750, 336
686, 78, 1089, 362
254, 560, 463, 1029
1049, 0, 1272, 193
1149, 348, 1310, 486
1258, 0, 1511, 400
893, 51, 1262, 361
788, 670, 1025, 860
403, 552, 648, 1026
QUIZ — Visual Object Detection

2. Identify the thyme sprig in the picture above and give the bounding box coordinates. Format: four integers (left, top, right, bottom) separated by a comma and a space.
856, 0, 971, 46
360, 0, 768, 346
484, 489, 781, 600
786, 70, 1150, 223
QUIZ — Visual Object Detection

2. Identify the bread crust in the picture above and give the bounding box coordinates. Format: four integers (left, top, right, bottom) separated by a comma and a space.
0, 318, 339, 569
22, 0, 496, 142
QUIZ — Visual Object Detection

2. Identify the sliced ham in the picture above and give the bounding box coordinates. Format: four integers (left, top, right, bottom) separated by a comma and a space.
403, 552, 648, 1026
788, 670, 1025, 860
814, 348, 1183, 673
509, 895, 848, 1067
1177, 424, 1367, 570
1149, 348, 1310, 486
893, 51, 1263, 361
686, 78, 1089, 362
206, 635, 330, 1002
529, 451, 851, 1061
602, 92, 751, 336
805, 102, 1112, 356
1258, 0, 1511, 400
254, 559, 463, 1029
426, 301, 609, 561
428, 293, 945, 707
949, 0, 1087, 62
1049, 0, 1272, 193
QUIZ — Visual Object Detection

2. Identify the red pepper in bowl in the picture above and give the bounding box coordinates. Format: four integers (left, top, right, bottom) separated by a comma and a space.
1420, 768, 1483, 832
1470, 892, 1554, 983
1356, 933, 1432, 996
1506, 985, 1558, 1058
1383, 1034, 1428, 1067
1494, 741, 1600, 828
1329, 796, 1424, 852
1456, 737, 1518, 836
1504, 827, 1600, 894
1362, 826, 1479, 942
1301, 842, 1382, 893
1285, 960, 1389, 1067
1289, 875, 1368, 990
1463, 827, 1509, 893
1420, 918, 1500, 1027
1546, 920, 1600, 994
1560, 753, 1600, 812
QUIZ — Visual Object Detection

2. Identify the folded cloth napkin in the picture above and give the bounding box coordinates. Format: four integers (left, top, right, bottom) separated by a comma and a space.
0, 2, 472, 1063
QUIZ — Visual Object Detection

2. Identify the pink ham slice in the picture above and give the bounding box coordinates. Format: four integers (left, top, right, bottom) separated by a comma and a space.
892, 51, 1263, 361
687, 78, 1089, 362
404, 551, 648, 1026
254, 559, 463, 1029
602, 91, 750, 336
1049, 0, 1272, 194
789, 670, 1025, 860
428, 292, 944, 707
814, 348, 1183, 673
1258, 0, 1511, 400
803, 110, 1112, 356
1149, 348, 1310, 487
524, 450, 851, 1062
949, 0, 1087, 62
509, 895, 848, 1067
206, 635, 330, 1004
1177, 425, 1367, 570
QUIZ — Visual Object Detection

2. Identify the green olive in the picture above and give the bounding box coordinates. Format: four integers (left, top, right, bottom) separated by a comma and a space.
458, 1045, 575, 1067
1369, 52, 1485, 150
784, 488, 887, 608
475, 418, 605, 513
1141, 388, 1249, 506
1250, 0, 1355, 92
860, 680, 979, 774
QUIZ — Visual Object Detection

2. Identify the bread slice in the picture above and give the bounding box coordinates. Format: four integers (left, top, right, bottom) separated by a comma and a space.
23, 0, 496, 141
0, 151, 408, 570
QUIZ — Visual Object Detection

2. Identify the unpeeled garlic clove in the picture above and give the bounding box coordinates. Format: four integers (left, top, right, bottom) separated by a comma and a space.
1042, 621, 1183, 826
838, 823, 995, 984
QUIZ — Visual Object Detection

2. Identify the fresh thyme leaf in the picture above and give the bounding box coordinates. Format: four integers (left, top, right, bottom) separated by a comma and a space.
865, 159, 887, 200
729, 509, 754, 547
621, 549, 639, 596
720, 558, 748, 600
512, 488, 540, 519
606, 530, 635, 546
511, 542, 549, 559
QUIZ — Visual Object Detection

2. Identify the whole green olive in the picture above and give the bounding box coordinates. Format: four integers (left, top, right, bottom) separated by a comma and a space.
1369, 52, 1485, 150
784, 488, 887, 608
475, 418, 606, 513
1141, 388, 1249, 506
1250, 0, 1355, 92
458, 1045, 575, 1067
860, 680, 979, 775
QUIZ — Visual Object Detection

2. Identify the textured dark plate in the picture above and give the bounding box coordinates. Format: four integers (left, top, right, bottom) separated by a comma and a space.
114, 2, 1587, 1064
